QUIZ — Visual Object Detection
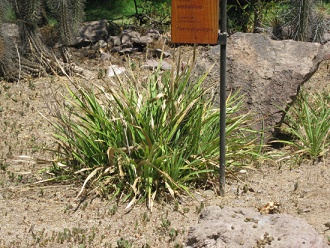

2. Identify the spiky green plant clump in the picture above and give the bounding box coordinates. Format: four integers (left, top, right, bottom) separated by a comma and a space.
281, 91, 330, 160
225, 91, 268, 168
49, 58, 264, 208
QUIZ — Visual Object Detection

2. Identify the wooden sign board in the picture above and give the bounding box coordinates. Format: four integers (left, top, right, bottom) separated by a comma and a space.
171, 0, 219, 44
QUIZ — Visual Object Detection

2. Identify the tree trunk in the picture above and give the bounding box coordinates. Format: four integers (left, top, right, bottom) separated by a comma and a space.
297, 0, 309, 41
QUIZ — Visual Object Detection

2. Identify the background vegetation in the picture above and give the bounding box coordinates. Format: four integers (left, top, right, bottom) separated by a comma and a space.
227, 0, 330, 42
85, 0, 171, 21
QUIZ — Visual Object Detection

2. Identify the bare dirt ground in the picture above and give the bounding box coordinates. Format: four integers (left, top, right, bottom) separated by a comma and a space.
0, 49, 329, 248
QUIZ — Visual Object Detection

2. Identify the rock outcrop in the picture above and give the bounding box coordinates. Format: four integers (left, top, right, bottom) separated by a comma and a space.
226, 33, 330, 136
74, 20, 162, 55
76, 20, 109, 47
186, 206, 328, 248
200, 33, 330, 138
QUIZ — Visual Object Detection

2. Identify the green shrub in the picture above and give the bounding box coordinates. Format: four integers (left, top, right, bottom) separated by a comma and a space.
49, 55, 265, 208
281, 91, 330, 160
225, 91, 267, 168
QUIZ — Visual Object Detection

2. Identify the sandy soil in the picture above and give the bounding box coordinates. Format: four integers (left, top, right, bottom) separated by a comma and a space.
0, 50, 329, 248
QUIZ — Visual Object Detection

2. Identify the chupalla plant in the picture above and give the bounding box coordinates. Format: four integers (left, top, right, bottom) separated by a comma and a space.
281, 91, 330, 160
49, 54, 265, 209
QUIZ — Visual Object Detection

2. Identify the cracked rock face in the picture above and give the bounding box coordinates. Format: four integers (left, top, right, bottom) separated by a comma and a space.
199, 33, 330, 139
225, 33, 330, 137
186, 206, 328, 248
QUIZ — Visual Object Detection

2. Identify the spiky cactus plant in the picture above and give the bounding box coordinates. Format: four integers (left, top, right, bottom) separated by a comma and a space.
0, 0, 85, 81
0, 0, 14, 79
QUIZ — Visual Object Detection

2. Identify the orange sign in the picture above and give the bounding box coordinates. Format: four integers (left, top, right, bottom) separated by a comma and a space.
171, 0, 219, 44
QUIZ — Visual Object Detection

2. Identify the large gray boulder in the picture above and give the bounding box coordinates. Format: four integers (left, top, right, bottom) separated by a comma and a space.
199, 33, 330, 138
226, 33, 330, 136
186, 206, 328, 248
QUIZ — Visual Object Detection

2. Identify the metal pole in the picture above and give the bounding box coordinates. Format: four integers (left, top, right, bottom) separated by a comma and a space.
219, 0, 227, 196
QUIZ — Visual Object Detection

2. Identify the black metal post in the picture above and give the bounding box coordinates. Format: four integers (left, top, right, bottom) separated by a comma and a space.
219, 0, 227, 196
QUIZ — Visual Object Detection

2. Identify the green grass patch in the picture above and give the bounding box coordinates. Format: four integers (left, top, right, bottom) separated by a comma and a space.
48, 51, 267, 209
84, 0, 171, 32
281, 91, 330, 160
85, 0, 136, 21
84, 0, 171, 22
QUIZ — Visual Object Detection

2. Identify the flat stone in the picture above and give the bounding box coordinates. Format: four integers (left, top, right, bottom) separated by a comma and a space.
143, 60, 172, 70
122, 29, 141, 39
75, 20, 108, 46
154, 49, 171, 58
186, 206, 328, 248
106, 65, 125, 77
107, 36, 121, 46
145, 29, 160, 39
131, 36, 153, 45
